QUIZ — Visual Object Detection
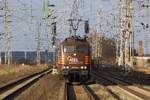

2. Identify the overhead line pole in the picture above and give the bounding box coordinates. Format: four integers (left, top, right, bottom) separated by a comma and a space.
30, 0, 33, 31
3, 0, 11, 65
96, 11, 103, 66
143, 0, 149, 55
125, 0, 133, 67
36, 22, 41, 65
43, 0, 57, 64
116, 0, 120, 65
118, 0, 125, 67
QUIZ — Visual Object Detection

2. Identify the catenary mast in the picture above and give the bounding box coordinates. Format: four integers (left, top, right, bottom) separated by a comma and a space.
3, 0, 11, 65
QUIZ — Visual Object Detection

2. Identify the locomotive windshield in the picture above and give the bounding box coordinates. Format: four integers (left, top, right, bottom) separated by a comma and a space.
76, 45, 88, 53
64, 45, 75, 52
63, 45, 88, 53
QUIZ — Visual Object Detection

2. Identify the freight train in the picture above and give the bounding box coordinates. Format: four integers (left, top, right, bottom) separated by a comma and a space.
56, 36, 91, 82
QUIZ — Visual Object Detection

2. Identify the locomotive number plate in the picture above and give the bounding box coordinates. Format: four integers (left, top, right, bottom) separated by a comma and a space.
71, 67, 79, 69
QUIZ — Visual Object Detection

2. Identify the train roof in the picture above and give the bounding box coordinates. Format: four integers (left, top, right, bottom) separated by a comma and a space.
61, 36, 88, 45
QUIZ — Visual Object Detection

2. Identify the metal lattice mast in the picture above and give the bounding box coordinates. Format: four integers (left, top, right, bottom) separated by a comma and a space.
30, 0, 33, 31
118, 0, 126, 66
116, 0, 121, 65
43, 0, 56, 48
96, 11, 103, 64
36, 22, 41, 65
43, 0, 57, 64
117, 0, 133, 68
43, 0, 49, 52
50, 6, 57, 49
143, 0, 149, 55
43, 0, 49, 64
125, 0, 133, 66
43, 0, 49, 48
3, 0, 11, 65
43, 0, 49, 24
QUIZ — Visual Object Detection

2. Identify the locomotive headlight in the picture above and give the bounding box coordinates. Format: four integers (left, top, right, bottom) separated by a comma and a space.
63, 66, 66, 69
84, 66, 87, 69
66, 66, 69, 69
81, 66, 84, 69
73, 53, 77, 56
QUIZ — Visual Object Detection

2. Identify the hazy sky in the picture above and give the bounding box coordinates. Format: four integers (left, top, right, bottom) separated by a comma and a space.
0, 0, 150, 54
0, 0, 115, 51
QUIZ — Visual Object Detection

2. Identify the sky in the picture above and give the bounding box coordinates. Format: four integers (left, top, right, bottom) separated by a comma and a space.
0, 0, 150, 54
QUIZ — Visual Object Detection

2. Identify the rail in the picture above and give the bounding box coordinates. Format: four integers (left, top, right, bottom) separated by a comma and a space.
82, 85, 99, 100
101, 71, 150, 92
92, 72, 150, 100
64, 82, 98, 100
0, 68, 52, 100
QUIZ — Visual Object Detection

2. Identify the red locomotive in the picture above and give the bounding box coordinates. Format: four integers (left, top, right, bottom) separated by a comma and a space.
56, 36, 91, 82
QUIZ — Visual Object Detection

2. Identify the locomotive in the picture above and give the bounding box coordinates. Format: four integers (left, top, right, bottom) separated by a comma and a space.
56, 36, 91, 81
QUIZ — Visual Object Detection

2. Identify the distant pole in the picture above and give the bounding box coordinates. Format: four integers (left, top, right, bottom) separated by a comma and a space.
143, 0, 149, 55
125, 0, 133, 67
29, 0, 33, 31
36, 22, 41, 65
69, 22, 72, 36
96, 11, 103, 66
116, 0, 120, 65
43, 0, 56, 65
118, 0, 125, 67
45, 49, 48, 65
49, 4, 57, 65
25, 51, 27, 61
3, 0, 11, 65
130, 1, 134, 66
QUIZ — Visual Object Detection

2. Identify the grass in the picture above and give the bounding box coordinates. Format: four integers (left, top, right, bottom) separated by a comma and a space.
0, 64, 48, 87
15, 74, 63, 100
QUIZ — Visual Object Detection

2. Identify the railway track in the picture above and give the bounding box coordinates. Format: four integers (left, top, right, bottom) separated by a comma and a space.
64, 82, 99, 100
0, 68, 52, 100
101, 71, 150, 92
64, 83, 76, 100
92, 71, 150, 100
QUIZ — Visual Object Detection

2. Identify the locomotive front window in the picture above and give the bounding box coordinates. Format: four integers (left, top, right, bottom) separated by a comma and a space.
63, 45, 75, 52
76, 45, 88, 53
